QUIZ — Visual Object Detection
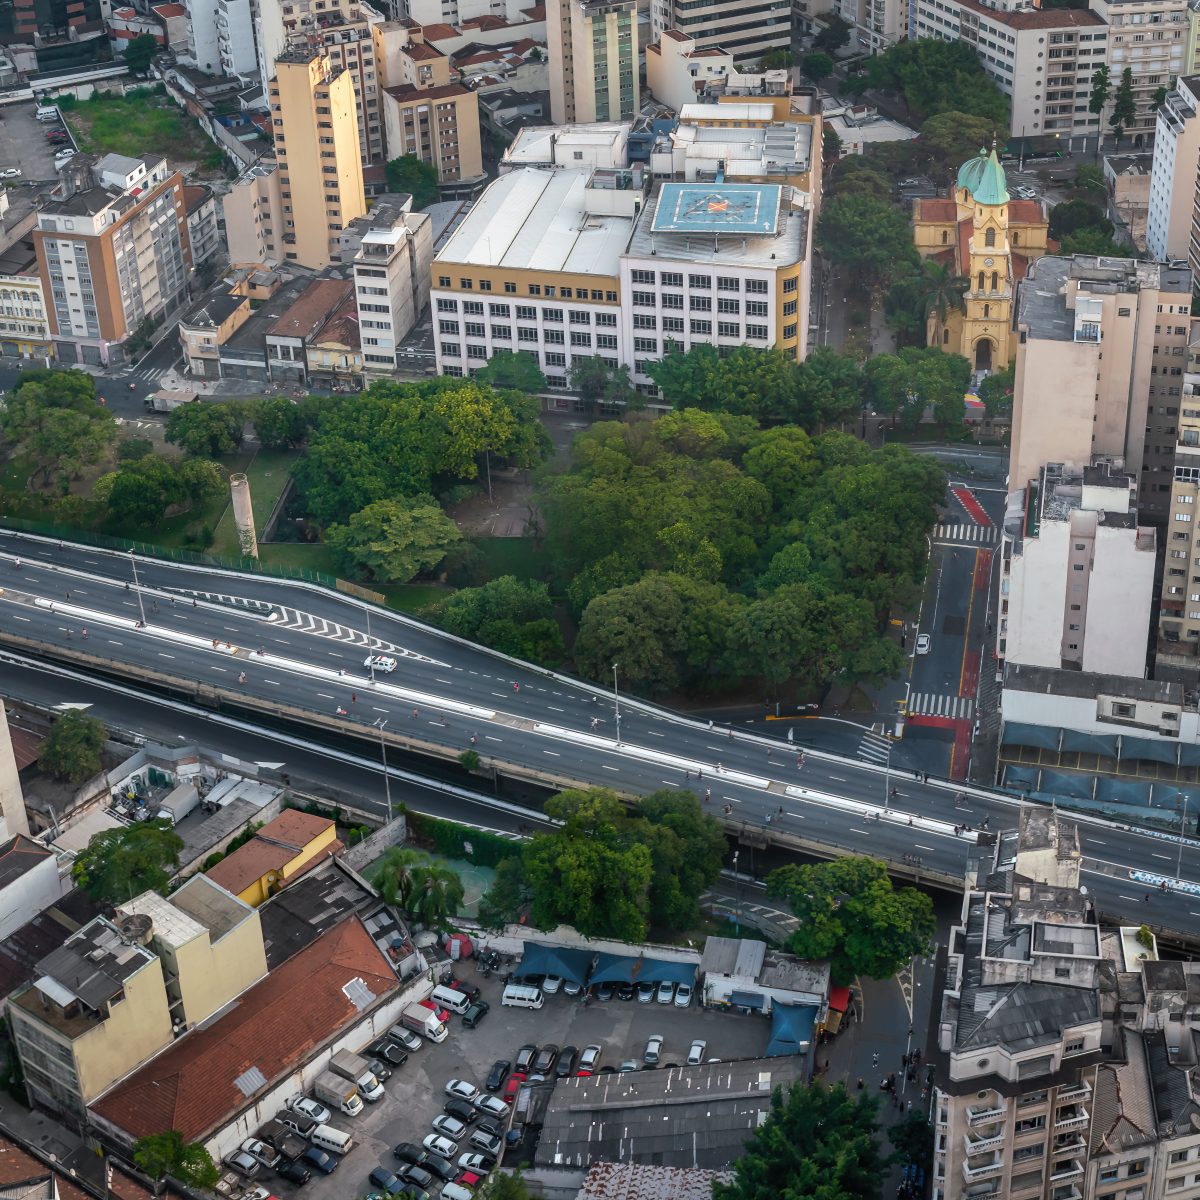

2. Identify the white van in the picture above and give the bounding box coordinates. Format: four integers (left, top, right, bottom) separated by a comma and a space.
502, 982, 544, 1009
430, 984, 471, 1015
309, 1125, 353, 1156
35, 106, 59, 121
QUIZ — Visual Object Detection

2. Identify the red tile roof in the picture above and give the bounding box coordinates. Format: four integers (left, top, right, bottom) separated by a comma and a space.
663, 28, 689, 40
1008, 198, 1044, 224
461, 14, 508, 29
953, 0, 1103, 27
91, 917, 400, 1143
204, 839, 293, 895
257, 809, 335, 849
522, 5, 545, 17
405, 40, 444, 60
151, 4, 185, 16
420, 22, 458, 39
6, 721, 43, 771
385, 82, 471, 102
0, 1137, 92, 1200
914, 197, 957, 223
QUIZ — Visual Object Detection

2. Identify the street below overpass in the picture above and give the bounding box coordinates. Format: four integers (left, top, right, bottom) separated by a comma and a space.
0, 530, 1198, 943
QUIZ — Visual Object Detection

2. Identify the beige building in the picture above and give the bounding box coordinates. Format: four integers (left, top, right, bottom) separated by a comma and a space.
1104, 154, 1152, 250
34, 154, 192, 368
0, 237, 52, 363
834, 0, 906, 53
1001, 461, 1156, 677
1147, 75, 1200, 262
650, 0, 789, 61
547, 0, 639, 124
381, 81, 485, 190
645, 29, 733, 114
1008, 256, 1193, 525
270, 50, 367, 269
8, 877, 265, 1128
222, 162, 284, 266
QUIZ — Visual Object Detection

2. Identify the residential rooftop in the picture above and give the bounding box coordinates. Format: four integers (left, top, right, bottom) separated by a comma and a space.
0, 835, 54, 890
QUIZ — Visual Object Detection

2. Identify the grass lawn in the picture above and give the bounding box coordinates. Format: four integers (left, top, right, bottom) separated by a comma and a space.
209, 449, 301, 557
65, 93, 219, 167
258, 542, 342, 577
475, 536, 546, 582
379, 583, 446, 612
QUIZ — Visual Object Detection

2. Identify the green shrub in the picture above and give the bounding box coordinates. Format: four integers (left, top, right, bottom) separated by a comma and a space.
408, 812, 522, 867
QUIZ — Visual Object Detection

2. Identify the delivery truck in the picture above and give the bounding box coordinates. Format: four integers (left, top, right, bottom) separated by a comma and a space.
399, 1002, 448, 1043
155, 781, 199, 825
310, 1069, 363, 1117
329, 1049, 384, 1102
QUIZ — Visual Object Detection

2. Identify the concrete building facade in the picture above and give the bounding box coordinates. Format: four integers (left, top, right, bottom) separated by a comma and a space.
1147, 74, 1200, 262
645, 30, 733, 113
650, 0, 788, 61
547, 0, 639, 124
380, 82, 484, 189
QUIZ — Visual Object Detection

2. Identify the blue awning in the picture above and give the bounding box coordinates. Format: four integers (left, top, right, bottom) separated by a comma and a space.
729, 990, 764, 1009
1002, 722, 1061, 751
515, 941, 594, 986
1179, 745, 1200, 768
1122, 737, 1180, 766
1039, 770, 1095, 800
1060, 730, 1119, 757
588, 952, 640, 985
766, 1003, 818, 1056
640, 958, 696, 985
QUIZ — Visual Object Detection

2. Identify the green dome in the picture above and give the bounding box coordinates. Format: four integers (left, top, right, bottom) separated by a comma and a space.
956, 146, 1009, 206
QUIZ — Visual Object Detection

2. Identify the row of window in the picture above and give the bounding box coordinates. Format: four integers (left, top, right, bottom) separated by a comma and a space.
438, 276, 618, 301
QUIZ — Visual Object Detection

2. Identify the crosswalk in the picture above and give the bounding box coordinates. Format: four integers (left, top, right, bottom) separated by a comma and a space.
907, 693, 975, 719
268, 603, 447, 666
934, 524, 997, 544
857, 728, 892, 765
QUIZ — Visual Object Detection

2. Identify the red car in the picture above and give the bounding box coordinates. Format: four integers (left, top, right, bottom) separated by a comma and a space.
502, 1072, 527, 1101
456, 1171, 485, 1191
418, 999, 450, 1023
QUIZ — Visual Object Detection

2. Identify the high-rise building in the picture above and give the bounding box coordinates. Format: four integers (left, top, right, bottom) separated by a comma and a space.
380, 82, 484, 190
649, 0, 788, 62
33, 154, 192, 368
184, 0, 257, 77
269, 49, 367, 269
1007, 256, 1193, 525
833, 0, 906, 53
1146, 75, 1200, 263
645, 30, 734, 114
547, 0, 639, 124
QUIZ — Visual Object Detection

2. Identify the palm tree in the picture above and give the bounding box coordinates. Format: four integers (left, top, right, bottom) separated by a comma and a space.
920, 259, 969, 348
373, 847, 427, 910
409, 863, 466, 927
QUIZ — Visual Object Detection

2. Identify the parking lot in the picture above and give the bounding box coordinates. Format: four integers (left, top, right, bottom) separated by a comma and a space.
0, 101, 77, 183
279, 964, 776, 1200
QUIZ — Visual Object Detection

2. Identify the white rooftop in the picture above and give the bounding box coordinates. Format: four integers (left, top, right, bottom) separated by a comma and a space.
503, 123, 630, 166
121, 890, 206, 948
436, 168, 634, 276
679, 102, 774, 122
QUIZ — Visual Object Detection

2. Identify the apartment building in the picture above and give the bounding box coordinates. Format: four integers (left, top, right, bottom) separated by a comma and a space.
33, 154, 192, 368
269, 49, 367, 269
257, 0, 387, 164
380, 81, 484, 189
8, 877, 265, 1128
912, 0, 1107, 141
935, 805, 1200, 1200
184, 184, 221, 267
833, 0, 906, 53
263, 277, 354, 383
1093, 0, 1189, 145
1008, 256, 1193, 524
649, 0, 789, 61
1001, 461, 1156, 677
183, 0, 257, 77
0, 235, 52, 363
645, 29, 733, 113
547, 0, 639, 124
1147, 75, 1200, 263
223, 161, 283, 264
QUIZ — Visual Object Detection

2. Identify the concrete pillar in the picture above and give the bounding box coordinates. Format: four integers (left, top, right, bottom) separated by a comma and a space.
0, 701, 31, 840
230, 473, 259, 559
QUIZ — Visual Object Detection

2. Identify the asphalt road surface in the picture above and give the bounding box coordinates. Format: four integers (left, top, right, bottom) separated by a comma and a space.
0, 531, 1196, 941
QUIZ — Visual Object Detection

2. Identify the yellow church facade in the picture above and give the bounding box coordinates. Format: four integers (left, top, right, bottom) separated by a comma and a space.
912, 147, 1051, 372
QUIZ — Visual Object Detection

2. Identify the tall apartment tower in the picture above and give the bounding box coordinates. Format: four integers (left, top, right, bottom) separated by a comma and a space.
1147, 75, 1200, 263
548, 0, 639, 124
1008, 256, 1193, 524
649, 0, 789, 61
269, 50, 367, 269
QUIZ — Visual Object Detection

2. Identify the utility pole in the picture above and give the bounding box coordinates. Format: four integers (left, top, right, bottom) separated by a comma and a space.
374, 717, 393, 823
129, 550, 147, 626
612, 661, 621, 746
1178, 795, 1190, 882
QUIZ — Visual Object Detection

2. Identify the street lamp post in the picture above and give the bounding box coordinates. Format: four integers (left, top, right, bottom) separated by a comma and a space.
374, 717, 393, 824
365, 605, 374, 685
612, 661, 622, 746
884, 736, 892, 813
129, 550, 147, 626
1178, 796, 1190, 882
732, 849, 741, 929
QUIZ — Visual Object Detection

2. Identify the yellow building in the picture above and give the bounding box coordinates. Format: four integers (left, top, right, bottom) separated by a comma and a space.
205, 809, 340, 908
270, 49, 366, 270
912, 147, 1051, 372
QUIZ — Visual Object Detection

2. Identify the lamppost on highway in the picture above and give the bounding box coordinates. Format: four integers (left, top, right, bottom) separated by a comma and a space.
884, 734, 893, 813
732, 849, 741, 930
1178, 795, 1190, 882
365, 606, 375, 684
374, 717, 393, 824
128, 550, 147, 627
612, 661, 622, 746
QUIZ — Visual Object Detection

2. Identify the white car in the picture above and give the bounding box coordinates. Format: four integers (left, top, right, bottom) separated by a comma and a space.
473, 1093, 509, 1119
915, 633, 931, 655
643, 1034, 664, 1066
542, 974, 563, 994
687, 1038, 707, 1066
579, 1044, 603, 1072
364, 653, 397, 673
286, 1095, 330, 1123
423, 1133, 458, 1159
457, 1153, 493, 1174
674, 983, 693, 1008
0, 168, 20, 179
445, 1079, 480, 1103
656, 981, 675, 1004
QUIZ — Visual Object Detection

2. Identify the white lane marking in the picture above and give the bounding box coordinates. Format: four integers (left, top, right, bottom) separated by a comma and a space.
317, 693, 334, 699
852, 829, 871, 836
84, 559, 99, 565
328, 651, 343, 658
724, 796, 740, 803
548, 706, 565, 713
648, 731, 664, 737
603, 765, 619, 771
543, 750, 560, 757
372, 706, 388, 713
1119, 894, 1141, 902
914, 844, 935, 851
485, 736, 503, 742
212, 666, 227, 672
12, 615, 29, 622
1153, 854, 1172, 861
829, 775, 847, 782
158, 653, 175, 659
264, 679, 280, 685
108, 639, 123, 645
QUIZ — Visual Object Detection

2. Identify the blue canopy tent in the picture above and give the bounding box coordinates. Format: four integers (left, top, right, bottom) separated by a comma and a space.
588, 952, 640, 985
1060, 730, 1119, 757
640, 958, 697, 985
1002, 723, 1061, 751
766, 1004, 819, 1057
515, 941, 594, 986
587, 953, 697, 986
1038, 770, 1094, 800
1123, 737, 1180, 767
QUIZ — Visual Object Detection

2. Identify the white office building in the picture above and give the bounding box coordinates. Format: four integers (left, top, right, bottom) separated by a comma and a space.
1147, 73, 1200, 262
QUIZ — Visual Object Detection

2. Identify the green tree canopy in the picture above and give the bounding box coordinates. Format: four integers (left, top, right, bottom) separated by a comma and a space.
817, 192, 917, 291
430, 575, 564, 664
1048, 198, 1111, 240
1060, 227, 1128, 256
72, 819, 184, 902
825, 156, 893, 203
123, 34, 158, 73
384, 154, 439, 207
767, 857, 936, 984
866, 38, 1010, 125
41, 709, 106, 783
822, 126, 843, 165
1110, 67, 1136, 140
94, 454, 223, 529
253, 395, 309, 449
132, 1132, 219, 1190
473, 350, 548, 393
865, 346, 971, 430
979, 361, 1015, 417
918, 111, 1000, 173
326, 496, 462, 583
165, 400, 245, 457
715, 1081, 886, 1200
569, 356, 637, 412
814, 14, 851, 50
802, 52, 833, 83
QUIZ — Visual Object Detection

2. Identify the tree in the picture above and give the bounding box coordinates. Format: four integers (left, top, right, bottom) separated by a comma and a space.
766, 857, 935, 985
123, 33, 158, 74
814, 14, 851, 51
918, 111, 998, 174
408, 861, 466, 926
889, 1111, 934, 1174
41, 709, 106, 783
72, 819, 184, 902
822, 126, 842, 165
132, 1132, 219, 1191
635, 790, 726, 929
430, 576, 565, 664
165, 400, 244, 457
919, 258, 969, 346
569, 356, 637, 411
817, 192, 916, 291
1109, 67, 1136, 142
1088, 63, 1111, 120
825, 157, 893, 203
1150, 85, 1169, 114
802, 52, 833, 84
978, 362, 1015, 418
384, 154, 439, 208
476, 1171, 537, 1200
1060, 227, 1129, 256
1073, 163, 1105, 192
373, 846, 426, 910
253, 395, 308, 449
2, 374, 116, 490
473, 350, 547, 393
1048, 198, 1111, 240
865, 346, 970, 430
715, 1081, 886, 1200
326, 496, 462, 583
760, 48, 793, 70
866, 38, 1009, 125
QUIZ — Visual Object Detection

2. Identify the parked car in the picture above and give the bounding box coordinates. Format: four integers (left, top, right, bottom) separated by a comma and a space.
617, 983, 635, 1001
0, 168, 21, 179
225, 1152, 260, 1179
562, 979, 582, 996
462, 1000, 489, 1029
390, 1028, 423, 1053
432, 1114, 467, 1141
656, 981, 676, 1004
275, 1159, 310, 1185
241, 1138, 279, 1169
618, 1060, 639, 1073
369, 1040, 409, 1067
415, 1151, 455, 1182
369, 1168, 405, 1195
397, 1163, 434, 1190
542, 974, 563, 994
301, 1148, 339, 1175
555, 1046, 578, 1078
443, 1098, 478, 1125
445, 1079, 480, 1103
533, 1044, 559, 1073
486, 1060, 511, 1091
675, 983, 693, 1008
644, 1035, 664, 1066
393, 1143, 423, 1164
423, 1134, 458, 1159
593, 982, 615, 1001
277, 1112, 317, 1138
636, 982, 655, 1003
367, 1058, 393, 1082
579, 1044, 603, 1073
474, 1093, 509, 1120
456, 1172, 485, 1193
287, 1096, 331, 1124
468, 1129, 502, 1156
457, 1152, 495, 1174
687, 1039, 707, 1065
502, 1072, 527, 1101
515, 1044, 538, 1072
447, 978, 480, 1000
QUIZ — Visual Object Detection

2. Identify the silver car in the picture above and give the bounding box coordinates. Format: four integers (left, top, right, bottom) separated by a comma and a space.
643, 1034, 664, 1066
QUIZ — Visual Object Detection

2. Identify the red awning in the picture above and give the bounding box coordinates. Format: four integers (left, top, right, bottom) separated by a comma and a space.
828, 985, 851, 1013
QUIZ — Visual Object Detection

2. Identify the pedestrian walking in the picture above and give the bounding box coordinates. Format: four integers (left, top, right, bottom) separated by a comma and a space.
513, 681, 520, 692
64, 590, 70, 600
872, 1052, 879, 1067
351, 692, 357, 703
336, 706, 348, 715
777, 805, 784, 816
704, 788, 711, 803
708, 719, 714, 729
81, 627, 88, 639
857, 1077, 864, 1090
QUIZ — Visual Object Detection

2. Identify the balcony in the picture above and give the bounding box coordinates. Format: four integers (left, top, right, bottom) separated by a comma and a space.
964, 1191, 1001, 1200
1053, 1108, 1089, 1132
1053, 1136, 1086, 1155
1057, 1083, 1091, 1102
1051, 1188, 1082, 1200
962, 1157, 1005, 1183
964, 1131, 1006, 1157
1050, 1161, 1084, 1182
968, 1104, 1007, 1126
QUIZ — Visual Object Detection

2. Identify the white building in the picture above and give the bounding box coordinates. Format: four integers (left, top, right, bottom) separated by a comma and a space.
215, 0, 258, 78
1147, 73, 1200, 262
834, 0, 906, 53
403, 0, 533, 25
911, 1, 1107, 141
0, 835, 65, 942
645, 30, 733, 114
650, 0, 789, 61
1003, 461, 1156, 679
500, 122, 631, 172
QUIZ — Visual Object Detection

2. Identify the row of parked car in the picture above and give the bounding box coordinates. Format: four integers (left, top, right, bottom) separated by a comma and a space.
518, 973, 694, 1006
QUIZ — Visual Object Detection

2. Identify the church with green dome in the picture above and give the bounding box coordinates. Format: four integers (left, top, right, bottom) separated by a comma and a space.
911, 146, 1052, 372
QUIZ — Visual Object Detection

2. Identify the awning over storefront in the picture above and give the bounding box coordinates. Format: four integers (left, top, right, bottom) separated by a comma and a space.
828, 985, 851, 1013
729, 990, 764, 1010
766, 1004, 818, 1056
515, 941, 594, 986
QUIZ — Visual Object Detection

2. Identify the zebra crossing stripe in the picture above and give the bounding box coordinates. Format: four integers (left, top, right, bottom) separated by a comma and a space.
933, 524, 996, 544
907, 693, 975, 719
